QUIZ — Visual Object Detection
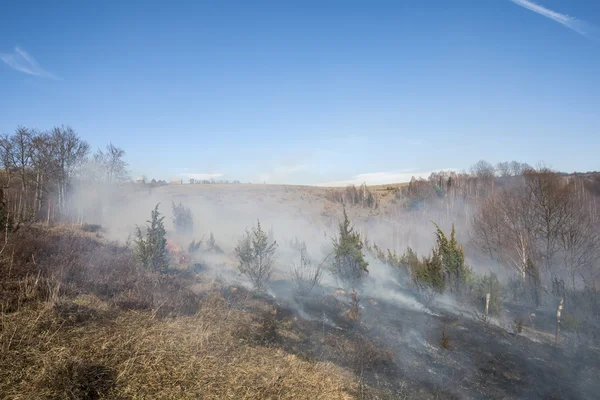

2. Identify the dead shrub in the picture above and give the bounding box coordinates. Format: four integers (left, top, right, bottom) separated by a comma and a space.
348, 290, 360, 323
440, 326, 453, 350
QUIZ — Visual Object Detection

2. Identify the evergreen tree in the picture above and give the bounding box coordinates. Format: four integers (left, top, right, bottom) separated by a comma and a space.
413, 248, 445, 293
172, 201, 194, 235
434, 223, 471, 293
135, 203, 169, 272
235, 220, 278, 291
331, 208, 368, 289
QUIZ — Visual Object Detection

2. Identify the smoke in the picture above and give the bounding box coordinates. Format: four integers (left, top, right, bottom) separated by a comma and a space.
67, 181, 599, 399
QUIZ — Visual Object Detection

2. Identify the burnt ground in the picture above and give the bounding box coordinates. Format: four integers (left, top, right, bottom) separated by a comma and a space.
231, 281, 600, 400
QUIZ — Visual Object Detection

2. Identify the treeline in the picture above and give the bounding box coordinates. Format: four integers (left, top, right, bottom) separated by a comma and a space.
325, 183, 378, 209
473, 168, 600, 294
0, 126, 128, 224
396, 162, 600, 316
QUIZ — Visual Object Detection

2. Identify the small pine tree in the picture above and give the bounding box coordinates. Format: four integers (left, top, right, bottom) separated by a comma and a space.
413, 248, 445, 294
331, 208, 369, 290
400, 247, 420, 272
135, 203, 169, 272
434, 223, 471, 293
208, 231, 216, 249
235, 220, 278, 291
206, 231, 223, 253
172, 201, 194, 235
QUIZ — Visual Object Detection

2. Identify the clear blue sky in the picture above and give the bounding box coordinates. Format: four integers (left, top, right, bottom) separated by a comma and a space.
1, 0, 599, 185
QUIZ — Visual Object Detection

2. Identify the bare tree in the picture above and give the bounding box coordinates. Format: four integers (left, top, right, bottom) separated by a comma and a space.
509, 161, 532, 176
94, 143, 128, 183
474, 184, 537, 281
11, 127, 33, 219
524, 168, 570, 274
0, 134, 14, 190
470, 160, 496, 180
496, 161, 511, 178
558, 187, 600, 288
30, 131, 58, 215
51, 126, 90, 216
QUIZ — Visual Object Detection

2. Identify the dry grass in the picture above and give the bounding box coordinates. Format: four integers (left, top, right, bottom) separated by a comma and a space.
1, 291, 361, 399
0, 225, 377, 399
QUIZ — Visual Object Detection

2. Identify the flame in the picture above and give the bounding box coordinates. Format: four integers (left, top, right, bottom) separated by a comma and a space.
166, 238, 190, 265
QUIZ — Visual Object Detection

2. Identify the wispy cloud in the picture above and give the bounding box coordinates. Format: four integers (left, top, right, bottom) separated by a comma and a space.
510, 0, 597, 39
0, 46, 59, 79
315, 168, 456, 187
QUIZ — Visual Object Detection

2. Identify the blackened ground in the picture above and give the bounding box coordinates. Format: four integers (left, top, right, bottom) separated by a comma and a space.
265, 279, 600, 400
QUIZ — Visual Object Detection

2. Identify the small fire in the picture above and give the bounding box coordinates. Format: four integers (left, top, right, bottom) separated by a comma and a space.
166, 238, 190, 265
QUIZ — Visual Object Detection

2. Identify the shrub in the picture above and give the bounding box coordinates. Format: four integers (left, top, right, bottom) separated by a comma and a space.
172, 201, 193, 235
330, 208, 368, 290
187, 238, 202, 253
291, 246, 322, 296
206, 231, 223, 253
471, 272, 504, 316
235, 219, 278, 291
134, 204, 169, 272
412, 250, 445, 294
562, 313, 582, 332
434, 223, 471, 293
400, 247, 420, 272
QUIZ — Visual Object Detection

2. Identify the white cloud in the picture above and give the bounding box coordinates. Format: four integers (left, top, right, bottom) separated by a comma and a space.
510, 0, 597, 39
0, 46, 59, 79
258, 164, 309, 183
178, 172, 224, 180
316, 168, 456, 187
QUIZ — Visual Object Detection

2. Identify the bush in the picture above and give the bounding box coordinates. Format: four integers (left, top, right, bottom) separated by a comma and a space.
412, 250, 445, 305
434, 223, 471, 293
235, 220, 278, 291
134, 204, 169, 272
206, 231, 223, 253
330, 208, 368, 289
471, 272, 504, 316
291, 246, 322, 296
172, 201, 193, 235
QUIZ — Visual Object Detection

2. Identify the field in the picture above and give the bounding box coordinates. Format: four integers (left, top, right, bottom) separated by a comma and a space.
1, 181, 599, 399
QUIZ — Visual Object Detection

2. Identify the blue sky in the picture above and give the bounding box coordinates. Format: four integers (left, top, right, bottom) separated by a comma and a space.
1, 0, 599, 185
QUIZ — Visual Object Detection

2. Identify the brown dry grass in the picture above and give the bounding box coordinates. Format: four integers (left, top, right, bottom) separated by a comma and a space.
0, 225, 379, 399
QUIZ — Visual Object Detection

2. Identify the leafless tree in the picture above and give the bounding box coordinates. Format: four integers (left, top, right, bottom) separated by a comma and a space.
509, 161, 532, 176
558, 184, 600, 288
30, 131, 57, 215
51, 126, 90, 216
496, 161, 511, 178
11, 127, 33, 219
524, 168, 570, 274
0, 134, 14, 189
94, 142, 128, 183
470, 160, 496, 180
